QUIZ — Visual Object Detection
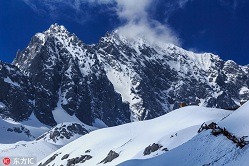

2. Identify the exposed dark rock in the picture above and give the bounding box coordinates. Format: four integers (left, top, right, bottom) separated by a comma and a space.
198, 122, 217, 133
85, 149, 91, 153
36, 123, 89, 143
143, 143, 163, 155
7, 126, 34, 138
100, 150, 119, 164
162, 148, 169, 151
61, 154, 69, 160
38, 154, 59, 166
66, 155, 92, 166
0, 61, 33, 122
7, 128, 13, 132
198, 122, 249, 148
50, 130, 60, 140
211, 128, 223, 136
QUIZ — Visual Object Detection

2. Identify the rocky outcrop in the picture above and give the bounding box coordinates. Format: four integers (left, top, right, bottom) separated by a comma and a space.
61, 154, 69, 160
198, 122, 249, 148
143, 143, 163, 155
38, 153, 59, 166
67, 155, 92, 166
0, 61, 33, 121
7, 125, 34, 138
36, 123, 90, 143
100, 150, 119, 164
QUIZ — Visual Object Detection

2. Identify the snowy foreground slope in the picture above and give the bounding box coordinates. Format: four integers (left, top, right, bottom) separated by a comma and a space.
0, 113, 49, 144
121, 102, 249, 166
37, 106, 230, 166
0, 114, 96, 161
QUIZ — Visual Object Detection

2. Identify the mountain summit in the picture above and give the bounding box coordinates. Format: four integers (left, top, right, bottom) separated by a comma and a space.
0, 24, 247, 126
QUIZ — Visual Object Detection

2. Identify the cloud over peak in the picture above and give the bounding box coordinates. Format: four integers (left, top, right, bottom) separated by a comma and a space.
115, 0, 180, 46
22, 0, 181, 46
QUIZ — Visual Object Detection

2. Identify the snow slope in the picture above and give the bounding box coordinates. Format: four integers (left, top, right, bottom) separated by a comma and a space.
0, 115, 54, 161
121, 102, 249, 166
37, 106, 230, 166
0, 114, 49, 144
219, 101, 249, 137
0, 122, 97, 162
0, 141, 59, 162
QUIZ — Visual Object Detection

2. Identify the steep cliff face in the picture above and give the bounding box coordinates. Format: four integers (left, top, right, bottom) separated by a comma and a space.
0, 61, 33, 121
4, 23, 248, 126
13, 24, 130, 126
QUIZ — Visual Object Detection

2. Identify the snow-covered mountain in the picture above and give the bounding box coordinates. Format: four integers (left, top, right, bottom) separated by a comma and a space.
120, 101, 249, 166
0, 23, 249, 165
0, 23, 247, 127
37, 106, 231, 166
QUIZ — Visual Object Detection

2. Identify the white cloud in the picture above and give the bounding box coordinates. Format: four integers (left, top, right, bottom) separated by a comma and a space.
117, 20, 180, 46
114, 0, 180, 46
23, 0, 182, 45
115, 0, 150, 21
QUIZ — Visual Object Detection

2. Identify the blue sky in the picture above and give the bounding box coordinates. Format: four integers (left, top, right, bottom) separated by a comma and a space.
0, 0, 248, 65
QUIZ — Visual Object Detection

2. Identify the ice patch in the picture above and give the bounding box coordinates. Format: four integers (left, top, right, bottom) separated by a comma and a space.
4, 77, 20, 87
0, 102, 6, 108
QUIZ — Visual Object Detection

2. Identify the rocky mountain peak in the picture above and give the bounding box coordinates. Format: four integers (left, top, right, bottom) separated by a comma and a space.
47, 23, 68, 34
29, 24, 71, 48
1, 24, 249, 127
100, 30, 153, 50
